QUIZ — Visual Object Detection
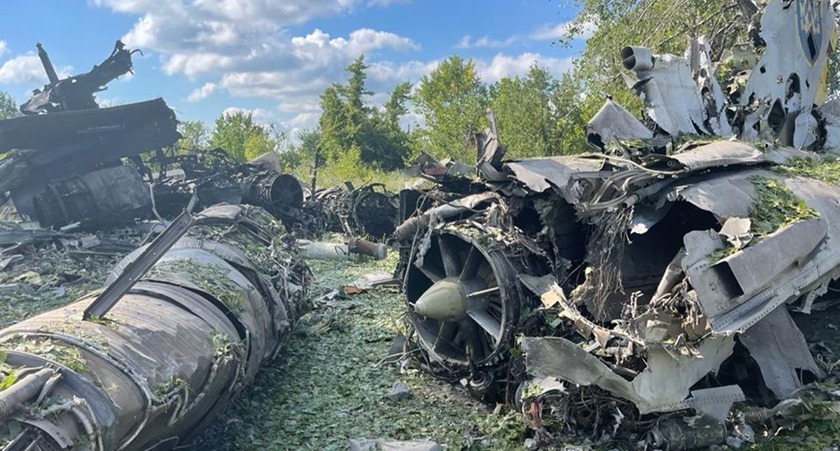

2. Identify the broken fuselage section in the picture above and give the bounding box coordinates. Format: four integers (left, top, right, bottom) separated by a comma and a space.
0, 204, 310, 450
396, 0, 840, 443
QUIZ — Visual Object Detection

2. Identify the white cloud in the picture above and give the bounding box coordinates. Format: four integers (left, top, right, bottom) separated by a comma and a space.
0, 41, 7, 57
222, 107, 276, 126
531, 20, 597, 41
281, 111, 321, 139
456, 35, 519, 49
90, 0, 574, 140
476, 53, 575, 83
187, 82, 218, 102
367, 59, 439, 83
0, 54, 49, 84
91, 0, 423, 121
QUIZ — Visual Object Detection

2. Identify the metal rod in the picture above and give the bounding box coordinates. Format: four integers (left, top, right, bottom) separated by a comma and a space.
467, 286, 500, 298
83, 198, 196, 320
36, 43, 59, 84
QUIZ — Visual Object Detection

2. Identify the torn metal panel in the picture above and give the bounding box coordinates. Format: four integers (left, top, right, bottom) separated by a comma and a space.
660, 141, 765, 171
793, 111, 820, 149
692, 37, 734, 137
673, 172, 757, 220
520, 336, 736, 414
585, 98, 653, 149
740, 306, 825, 399
0, 98, 179, 217
502, 157, 604, 197
0, 223, 63, 246
622, 48, 709, 136
680, 172, 840, 333
21, 41, 136, 115
393, 192, 499, 241
741, 0, 836, 118
819, 98, 840, 152
0, 98, 178, 155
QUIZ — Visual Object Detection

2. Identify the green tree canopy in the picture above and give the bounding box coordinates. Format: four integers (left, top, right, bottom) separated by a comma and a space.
211, 111, 286, 162
413, 56, 487, 160
489, 64, 565, 158
0, 91, 19, 120
177, 120, 210, 150
318, 55, 412, 171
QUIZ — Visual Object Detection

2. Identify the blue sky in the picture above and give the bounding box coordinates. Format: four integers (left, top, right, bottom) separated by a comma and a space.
0, 0, 590, 136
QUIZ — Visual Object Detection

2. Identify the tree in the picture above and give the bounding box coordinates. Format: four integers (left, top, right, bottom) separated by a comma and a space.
318, 55, 412, 171
413, 56, 487, 160
384, 81, 412, 125
0, 91, 19, 120
211, 110, 283, 161
319, 84, 354, 161
177, 120, 209, 150
489, 64, 565, 158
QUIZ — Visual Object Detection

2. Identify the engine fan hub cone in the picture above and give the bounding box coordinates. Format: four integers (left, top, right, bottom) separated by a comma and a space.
414, 278, 467, 322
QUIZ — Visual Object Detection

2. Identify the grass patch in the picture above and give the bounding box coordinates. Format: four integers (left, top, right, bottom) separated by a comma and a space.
710, 176, 819, 261
774, 157, 840, 185
194, 249, 527, 450
748, 176, 818, 237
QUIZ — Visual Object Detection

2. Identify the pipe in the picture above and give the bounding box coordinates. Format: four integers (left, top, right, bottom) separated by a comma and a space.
0, 368, 55, 421
620, 46, 654, 71
348, 238, 388, 260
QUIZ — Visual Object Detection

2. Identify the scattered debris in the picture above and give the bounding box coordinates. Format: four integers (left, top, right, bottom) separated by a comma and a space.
394, 1, 840, 448
345, 271, 399, 295
386, 381, 412, 401
299, 238, 389, 261
317, 183, 399, 239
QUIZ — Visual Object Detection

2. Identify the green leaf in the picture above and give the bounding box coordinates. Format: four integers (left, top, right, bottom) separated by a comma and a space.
0, 374, 16, 391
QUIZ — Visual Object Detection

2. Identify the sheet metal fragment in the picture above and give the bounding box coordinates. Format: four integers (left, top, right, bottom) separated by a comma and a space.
739, 306, 825, 399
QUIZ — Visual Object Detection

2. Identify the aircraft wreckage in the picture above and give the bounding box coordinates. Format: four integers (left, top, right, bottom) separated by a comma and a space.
0, 41, 392, 450
396, 0, 840, 447
2, 0, 840, 449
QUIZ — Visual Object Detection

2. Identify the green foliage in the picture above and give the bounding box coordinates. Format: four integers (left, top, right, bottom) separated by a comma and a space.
177, 120, 210, 150
154, 375, 186, 398
385, 81, 412, 125
0, 374, 16, 391
413, 55, 488, 161
711, 175, 820, 261
211, 110, 287, 162
774, 157, 840, 185
748, 176, 819, 238
318, 56, 412, 171
0, 91, 18, 120
489, 64, 566, 157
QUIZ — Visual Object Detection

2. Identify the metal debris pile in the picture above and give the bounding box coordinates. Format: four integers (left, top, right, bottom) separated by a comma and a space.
0, 40, 397, 243
395, 0, 840, 448
0, 41, 352, 450
0, 204, 310, 450
314, 182, 399, 239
